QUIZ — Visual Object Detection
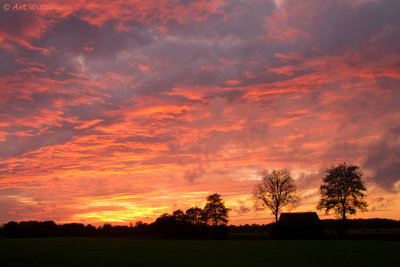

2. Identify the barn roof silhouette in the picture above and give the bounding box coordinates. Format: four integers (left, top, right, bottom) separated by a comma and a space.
279, 212, 321, 227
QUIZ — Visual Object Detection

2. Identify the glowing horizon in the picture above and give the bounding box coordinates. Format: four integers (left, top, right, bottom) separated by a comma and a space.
1, 0, 399, 226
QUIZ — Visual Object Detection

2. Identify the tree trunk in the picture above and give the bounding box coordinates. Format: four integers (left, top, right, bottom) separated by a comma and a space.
339, 205, 347, 239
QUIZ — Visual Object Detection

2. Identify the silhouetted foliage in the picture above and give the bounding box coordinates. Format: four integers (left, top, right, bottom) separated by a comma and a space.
254, 169, 299, 223
154, 213, 184, 238
2, 221, 58, 238
317, 163, 367, 237
59, 223, 93, 237
149, 194, 229, 239
322, 218, 400, 230
3, 221, 21, 238
132, 221, 153, 236
185, 206, 205, 224
1, 221, 93, 238
203, 193, 229, 226
0, 193, 231, 239
228, 224, 270, 234
153, 210, 208, 239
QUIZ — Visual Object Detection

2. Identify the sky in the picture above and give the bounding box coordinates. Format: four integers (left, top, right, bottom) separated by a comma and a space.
0, 0, 399, 226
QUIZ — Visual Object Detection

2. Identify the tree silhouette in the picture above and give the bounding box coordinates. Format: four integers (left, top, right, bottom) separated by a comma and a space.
172, 209, 186, 221
185, 206, 205, 225
253, 169, 299, 223
203, 193, 229, 226
154, 212, 182, 238
317, 163, 367, 230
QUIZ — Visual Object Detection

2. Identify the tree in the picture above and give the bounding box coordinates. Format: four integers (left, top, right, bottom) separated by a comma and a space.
317, 163, 367, 223
185, 207, 205, 225
172, 209, 186, 221
203, 193, 229, 226
253, 169, 298, 223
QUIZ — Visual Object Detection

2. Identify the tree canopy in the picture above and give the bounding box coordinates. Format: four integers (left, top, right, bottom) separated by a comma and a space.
153, 194, 229, 238
317, 163, 368, 221
253, 169, 299, 223
203, 193, 229, 226
185, 207, 205, 225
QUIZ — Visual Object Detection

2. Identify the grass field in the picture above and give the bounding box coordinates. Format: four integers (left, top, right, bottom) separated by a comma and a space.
0, 238, 398, 266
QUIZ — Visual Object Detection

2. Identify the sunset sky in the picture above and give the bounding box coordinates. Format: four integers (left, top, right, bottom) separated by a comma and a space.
0, 0, 399, 226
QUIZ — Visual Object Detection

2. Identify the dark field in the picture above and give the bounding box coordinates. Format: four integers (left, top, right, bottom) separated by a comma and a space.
0, 238, 399, 266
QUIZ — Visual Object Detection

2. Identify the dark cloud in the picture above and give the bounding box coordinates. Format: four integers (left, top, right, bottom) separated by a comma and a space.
237, 205, 251, 214
364, 126, 400, 192
296, 171, 325, 191
183, 167, 205, 182
0, 122, 79, 159
0, 49, 19, 75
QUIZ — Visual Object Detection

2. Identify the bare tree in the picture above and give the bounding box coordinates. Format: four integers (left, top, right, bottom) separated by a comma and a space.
254, 169, 299, 223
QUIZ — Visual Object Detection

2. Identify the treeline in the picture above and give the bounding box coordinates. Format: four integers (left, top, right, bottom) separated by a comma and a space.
1, 193, 230, 239
321, 218, 400, 230
229, 219, 400, 233
1, 218, 399, 239
0, 219, 226, 239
